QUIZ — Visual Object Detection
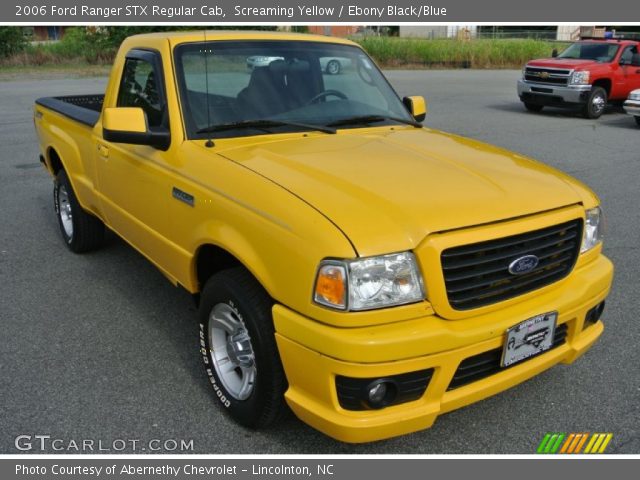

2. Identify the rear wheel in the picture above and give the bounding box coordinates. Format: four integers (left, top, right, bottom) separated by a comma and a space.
524, 102, 544, 112
199, 267, 287, 428
54, 170, 104, 253
583, 87, 607, 119
635, 116, 640, 127
326, 60, 341, 75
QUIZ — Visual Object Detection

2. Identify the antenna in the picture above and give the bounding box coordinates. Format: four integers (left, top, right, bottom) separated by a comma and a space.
203, 29, 214, 148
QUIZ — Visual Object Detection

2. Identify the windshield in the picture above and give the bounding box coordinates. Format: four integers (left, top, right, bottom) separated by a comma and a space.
174, 40, 414, 139
557, 42, 619, 62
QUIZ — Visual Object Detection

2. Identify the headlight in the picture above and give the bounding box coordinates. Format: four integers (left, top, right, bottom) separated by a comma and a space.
581, 207, 604, 253
314, 252, 425, 311
629, 92, 640, 101
570, 71, 590, 85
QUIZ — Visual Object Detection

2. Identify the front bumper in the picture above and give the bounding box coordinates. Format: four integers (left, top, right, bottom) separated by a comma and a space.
623, 99, 640, 117
517, 79, 591, 106
274, 253, 613, 443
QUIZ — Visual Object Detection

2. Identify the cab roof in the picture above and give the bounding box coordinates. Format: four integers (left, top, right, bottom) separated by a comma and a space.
126, 30, 359, 48
577, 38, 639, 46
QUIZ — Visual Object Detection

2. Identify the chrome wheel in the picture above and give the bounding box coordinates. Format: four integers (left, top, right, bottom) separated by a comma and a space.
57, 184, 73, 239
208, 303, 256, 401
326, 60, 340, 75
592, 93, 606, 116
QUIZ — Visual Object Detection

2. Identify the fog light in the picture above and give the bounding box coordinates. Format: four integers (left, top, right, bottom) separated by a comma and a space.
368, 383, 386, 403
365, 380, 397, 409
336, 369, 433, 411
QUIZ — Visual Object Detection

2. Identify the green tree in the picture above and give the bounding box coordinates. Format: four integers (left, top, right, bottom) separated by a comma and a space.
0, 27, 27, 57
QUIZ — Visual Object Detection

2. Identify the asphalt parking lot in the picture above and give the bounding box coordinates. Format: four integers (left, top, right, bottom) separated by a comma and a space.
1, 70, 638, 454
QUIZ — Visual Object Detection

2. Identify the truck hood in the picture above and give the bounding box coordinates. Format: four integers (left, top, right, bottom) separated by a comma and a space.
527, 58, 598, 69
218, 128, 582, 256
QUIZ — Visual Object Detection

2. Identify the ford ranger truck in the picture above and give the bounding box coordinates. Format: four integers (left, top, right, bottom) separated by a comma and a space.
34, 31, 613, 443
518, 39, 640, 118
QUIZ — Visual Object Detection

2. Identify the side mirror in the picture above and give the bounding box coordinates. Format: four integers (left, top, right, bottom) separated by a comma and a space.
552, 48, 558, 58
632, 53, 640, 67
102, 107, 170, 151
403, 96, 427, 122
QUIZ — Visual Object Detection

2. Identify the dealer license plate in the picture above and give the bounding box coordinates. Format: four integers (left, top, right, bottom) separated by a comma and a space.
501, 312, 557, 367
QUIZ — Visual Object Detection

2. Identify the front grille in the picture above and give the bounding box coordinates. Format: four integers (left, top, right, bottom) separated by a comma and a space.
441, 219, 583, 310
336, 369, 433, 411
447, 323, 568, 390
524, 67, 572, 86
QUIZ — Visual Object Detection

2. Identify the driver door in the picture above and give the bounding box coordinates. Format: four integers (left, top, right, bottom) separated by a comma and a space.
95, 49, 174, 268
619, 45, 640, 95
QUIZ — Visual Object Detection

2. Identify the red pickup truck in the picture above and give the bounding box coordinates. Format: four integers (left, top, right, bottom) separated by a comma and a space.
518, 39, 640, 118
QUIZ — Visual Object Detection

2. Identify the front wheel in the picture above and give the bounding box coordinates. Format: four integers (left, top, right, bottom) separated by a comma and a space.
54, 170, 104, 253
635, 116, 640, 127
583, 87, 607, 119
199, 267, 287, 428
524, 102, 544, 112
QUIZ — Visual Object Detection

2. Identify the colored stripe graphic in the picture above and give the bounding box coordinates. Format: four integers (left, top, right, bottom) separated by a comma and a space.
598, 433, 613, 453
573, 433, 589, 454
559, 433, 575, 453
538, 433, 612, 454
585, 433, 614, 454
584, 433, 599, 453
537, 433, 552, 454
550, 434, 565, 453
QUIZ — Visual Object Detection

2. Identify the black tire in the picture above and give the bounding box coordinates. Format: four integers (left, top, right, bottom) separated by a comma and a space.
583, 86, 607, 119
199, 267, 287, 428
524, 102, 544, 112
635, 116, 640, 127
54, 170, 105, 253
326, 59, 341, 75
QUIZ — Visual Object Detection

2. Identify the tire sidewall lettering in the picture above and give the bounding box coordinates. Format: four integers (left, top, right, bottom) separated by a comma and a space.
199, 322, 232, 408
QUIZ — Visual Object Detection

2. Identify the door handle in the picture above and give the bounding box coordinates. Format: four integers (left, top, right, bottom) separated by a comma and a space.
97, 144, 109, 158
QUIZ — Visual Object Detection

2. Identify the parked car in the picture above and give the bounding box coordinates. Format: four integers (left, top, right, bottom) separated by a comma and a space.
518, 39, 640, 118
246, 55, 283, 69
247, 54, 350, 75
320, 56, 351, 74
623, 89, 640, 126
34, 31, 613, 443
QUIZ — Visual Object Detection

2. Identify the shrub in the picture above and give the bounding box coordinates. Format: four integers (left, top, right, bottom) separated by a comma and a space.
0, 27, 27, 57
354, 37, 566, 69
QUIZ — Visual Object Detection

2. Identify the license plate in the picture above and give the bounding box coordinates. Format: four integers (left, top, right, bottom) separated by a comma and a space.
501, 312, 557, 367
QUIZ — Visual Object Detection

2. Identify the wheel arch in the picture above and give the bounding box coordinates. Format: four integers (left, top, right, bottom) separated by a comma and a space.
46, 146, 65, 175
592, 78, 612, 96
192, 239, 277, 305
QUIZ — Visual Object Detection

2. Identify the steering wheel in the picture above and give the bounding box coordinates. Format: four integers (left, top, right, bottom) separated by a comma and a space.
306, 89, 348, 105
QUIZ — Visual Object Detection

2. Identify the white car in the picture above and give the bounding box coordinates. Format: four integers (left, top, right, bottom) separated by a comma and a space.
246, 55, 351, 75
624, 89, 640, 127
246, 55, 284, 70
319, 57, 352, 75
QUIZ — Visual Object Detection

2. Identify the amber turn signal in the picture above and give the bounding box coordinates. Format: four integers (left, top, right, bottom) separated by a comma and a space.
314, 264, 347, 309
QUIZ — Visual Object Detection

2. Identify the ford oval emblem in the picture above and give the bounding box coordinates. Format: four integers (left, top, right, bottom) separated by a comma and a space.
508, 255, 539, 275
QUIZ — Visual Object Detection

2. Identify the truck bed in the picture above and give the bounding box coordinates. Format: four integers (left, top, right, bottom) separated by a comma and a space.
35, 94, 104, 128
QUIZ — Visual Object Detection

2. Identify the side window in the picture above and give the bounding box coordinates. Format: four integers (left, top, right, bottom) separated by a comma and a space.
117, 56, 165, 128
620, 46, 637, 64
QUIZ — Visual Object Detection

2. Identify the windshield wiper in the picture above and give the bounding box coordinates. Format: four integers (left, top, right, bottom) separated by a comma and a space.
326, 114, 423, 129
197, 119, 336, 135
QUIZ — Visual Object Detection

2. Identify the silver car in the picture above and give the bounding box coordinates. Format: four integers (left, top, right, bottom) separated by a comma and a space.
623, 89, 640, 127
246, 55, 351, 75
319, 57, 352, 75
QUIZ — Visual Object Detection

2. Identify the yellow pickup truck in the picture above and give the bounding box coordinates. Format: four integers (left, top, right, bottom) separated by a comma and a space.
34, 31, 613, 443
